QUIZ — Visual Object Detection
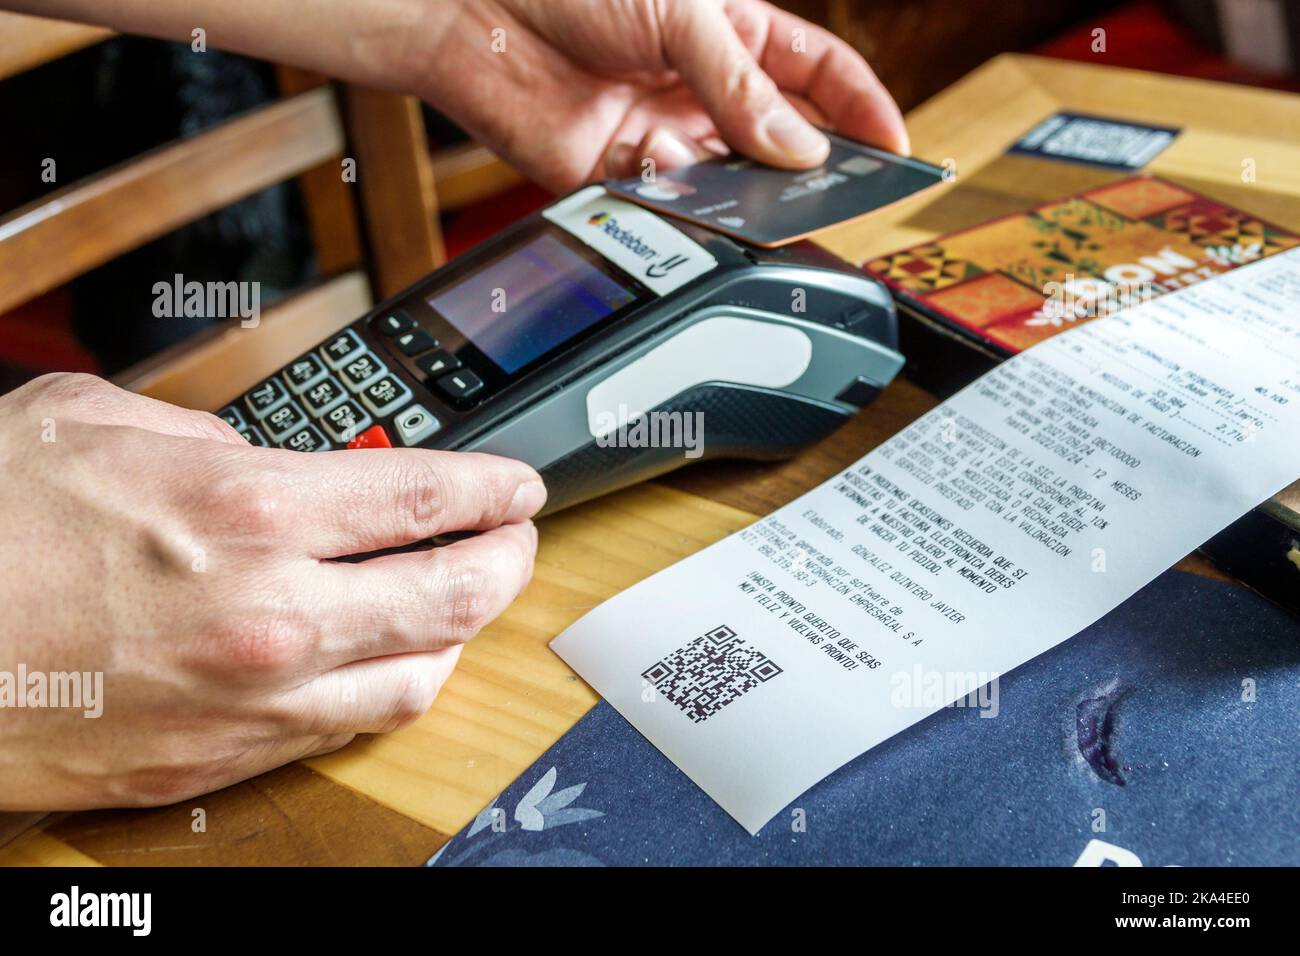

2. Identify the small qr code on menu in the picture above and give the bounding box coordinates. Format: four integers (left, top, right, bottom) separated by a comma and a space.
641, 625, 783, 724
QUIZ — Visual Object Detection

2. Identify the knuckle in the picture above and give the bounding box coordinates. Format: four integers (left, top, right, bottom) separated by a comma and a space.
384, 665, 439, 732
201, 612, 312, 676
393, 458, 451, 539
114, 761, 211, 807
24, 371, 114, 410
725, 59, 777, 112
237, 494, 290, 539
437, 563, 492, 641
203, 471, 289, 540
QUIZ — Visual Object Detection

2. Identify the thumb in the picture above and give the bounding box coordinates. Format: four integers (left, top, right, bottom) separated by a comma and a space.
658, 1, 829, 169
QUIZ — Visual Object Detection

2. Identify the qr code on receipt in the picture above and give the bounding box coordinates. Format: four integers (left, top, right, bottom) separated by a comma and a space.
641, 625, 783, 724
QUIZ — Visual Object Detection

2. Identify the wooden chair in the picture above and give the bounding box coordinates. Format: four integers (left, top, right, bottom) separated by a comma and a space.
0, 10, 519, 412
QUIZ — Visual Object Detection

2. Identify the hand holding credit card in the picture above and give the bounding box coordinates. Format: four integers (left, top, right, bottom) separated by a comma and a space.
607, 132, 946, 247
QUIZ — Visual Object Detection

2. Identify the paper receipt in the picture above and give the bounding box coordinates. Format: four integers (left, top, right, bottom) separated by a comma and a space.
551, 247, 1300, 834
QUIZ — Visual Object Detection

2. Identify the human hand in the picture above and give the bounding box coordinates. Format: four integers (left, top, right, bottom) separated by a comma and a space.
6, 0, 907, 192
0, 373, 543, 810
416, 0, 909, 191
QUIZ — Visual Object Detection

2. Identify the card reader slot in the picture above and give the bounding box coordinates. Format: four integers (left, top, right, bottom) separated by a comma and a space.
539, 382, 850, 514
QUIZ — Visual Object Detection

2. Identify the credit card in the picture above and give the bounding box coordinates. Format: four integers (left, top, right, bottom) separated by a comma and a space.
606, 132, 945, 248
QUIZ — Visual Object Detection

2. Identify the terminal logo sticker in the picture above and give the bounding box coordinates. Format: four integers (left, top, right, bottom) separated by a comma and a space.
586, 210, 686, 278
544, 186, 718, 296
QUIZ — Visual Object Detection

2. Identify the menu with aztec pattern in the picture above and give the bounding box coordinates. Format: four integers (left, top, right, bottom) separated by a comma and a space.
865, 176, 1300, 354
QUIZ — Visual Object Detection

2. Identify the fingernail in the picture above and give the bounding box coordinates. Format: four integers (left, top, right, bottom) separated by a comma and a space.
645, 128, 700, 169
507, 480, 547, 521
604, 141, 634, 177
895, 127, 912, 157
761, 108, 828, 162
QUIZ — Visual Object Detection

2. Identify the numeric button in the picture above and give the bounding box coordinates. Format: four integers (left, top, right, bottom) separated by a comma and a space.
302, 376, 348, 416
359, 375, 412, 417
281, 424, 331, 452
320, 400, 373, 444
321, 330, 365, 369
341, 352, 387, 392
263, 401, 308, 442
244, 378, 289, 419
283, 353, 328, 393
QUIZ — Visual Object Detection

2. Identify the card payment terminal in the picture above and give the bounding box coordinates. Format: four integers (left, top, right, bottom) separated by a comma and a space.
216, 185, 904, 514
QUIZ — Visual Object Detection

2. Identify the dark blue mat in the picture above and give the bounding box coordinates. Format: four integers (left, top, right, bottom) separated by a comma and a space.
429, 570, 1300, 866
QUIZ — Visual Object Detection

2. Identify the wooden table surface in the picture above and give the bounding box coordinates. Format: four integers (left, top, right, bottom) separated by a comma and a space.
5, 53, 1298, 866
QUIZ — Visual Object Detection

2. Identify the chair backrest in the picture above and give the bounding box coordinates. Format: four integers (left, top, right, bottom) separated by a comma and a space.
0, 11, 451, 409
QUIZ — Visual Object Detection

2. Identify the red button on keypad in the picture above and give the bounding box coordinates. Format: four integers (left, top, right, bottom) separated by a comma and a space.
347, 424, 392, 449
